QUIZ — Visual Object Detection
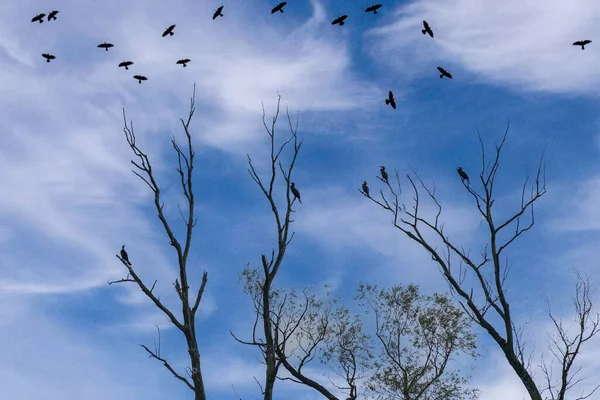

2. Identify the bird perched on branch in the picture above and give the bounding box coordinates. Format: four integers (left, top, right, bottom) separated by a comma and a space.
120, 245, 132, 266
457, 167, 469, 185
437, 66, 452, 79
271, 2, 287, 13
213, 6, 224, 20
97, 42, 114, 51
290, 182, 302, 203
362, 181, 370, 197
365, 4, 382, 14
380, 166, 389, 184
573, 40, 592, 50
42, 53, 55, 62
48, 11, 59, 21
162, 24, 176, 37
422, 20, 434, 38
385, 90, 396, 109
31, 13, 45, 23
332, 15, 348, 26
119, 61, 134, 70
133, 75, 148, 83
176, 59, 191, 67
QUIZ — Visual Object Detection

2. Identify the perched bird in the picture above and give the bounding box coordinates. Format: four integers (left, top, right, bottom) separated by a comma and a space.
380, 166, 389, 184
42, 53, 55, 63
176, 58, 191, 67
133, 75, 148, 84
290, 182, 302, 204
271, 2, 287, 13
332, 15, 348, 26
385, 90, 396, 109
118, 61, 134, 70
365, 4, 382, 14
213, 6, 224, 19
120, 245, 132, 266
162, 24, 176, 37
573, 40, 592, 50
31, 13, 46, 23
97, 42, 114, 51
437, 66, 452, 79
456, 167, 469, 185
48, 10, 59, 21
422, 20, 433, 38
362, 181, 370, 197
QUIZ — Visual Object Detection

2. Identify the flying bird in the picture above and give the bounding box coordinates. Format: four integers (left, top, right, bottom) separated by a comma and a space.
162, 24, 176, 37
97, 42, 114, 51
177, 59, 191, 67
422, 20, 433, 38
31, 13, 45, 23
213, 6, 224, 19
48, 10, 59, 21
271, 2, 287, 13
573, 40, 592, 50
362, 181, 370, 197
133, 75, 148, 84
365, 4, 382, 14
457, 167, 469, 185
118, 61, 134, 70
385, 90, 396, 109
332, 15, 348, 26
120, 245, 132, 266
42, 53, 55, 62
437, 66, 452, 79
380, 166, 389, 184
290, 182, 302, 204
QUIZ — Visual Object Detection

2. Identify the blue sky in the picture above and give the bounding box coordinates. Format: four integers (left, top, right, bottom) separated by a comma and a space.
1, 0, 600, 398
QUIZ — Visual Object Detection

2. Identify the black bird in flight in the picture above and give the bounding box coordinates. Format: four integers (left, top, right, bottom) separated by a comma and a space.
332, 15, 348, 26
213, 6, 224, 19
365, 4, 382, 14
457, 167, 469, 185
177, 58, 191, 67
119, 61, 134, 70
120, 245, 132, 266
31, 13, 46, 23
48, 11, 59, 21
271, 2, 287, 13
42, 53, 55, 62
422, 20, 433, 38
133, 75, 148, 84
385, 90, 396, 109
362, 181, 370, 197
380, 166, 389, 184
437, 66, 452, 79
98, 42, 114, 51
290, 182, 302, 204
163, 24, 176, 37
573, 40, 592, 50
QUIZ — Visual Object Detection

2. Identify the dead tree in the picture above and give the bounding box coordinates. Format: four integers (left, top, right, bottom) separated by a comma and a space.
365, 123, 599, 400
110, 85, 209, 400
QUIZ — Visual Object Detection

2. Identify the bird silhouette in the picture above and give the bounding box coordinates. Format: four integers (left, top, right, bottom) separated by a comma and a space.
120, 245, 132, 266
380, 166, 389, 184
97, 42, 114, 51
332, 15, 348, 26
365, 4, 382, 14
573, 40, 592, 50
42, 53, 55, 62
177, 59, 191, 67
290, 182, 302, 204
133, 75, 148, 84
457, 167, 469, 185
271, 2, 287, 13
48, 11, 59, 21
213, 6, 224, 19
31, 13, 45, 23
162, 24, 176, 37
437, 66, 452, 79
385, 90, 396, 109
362, 181, 370, 197
119, 61, 134, 70
422, 20, 434, 38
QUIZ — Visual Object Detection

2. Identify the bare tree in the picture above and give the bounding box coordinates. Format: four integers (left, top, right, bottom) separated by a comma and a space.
110, 85, 209, 400
364, 123, 600, 400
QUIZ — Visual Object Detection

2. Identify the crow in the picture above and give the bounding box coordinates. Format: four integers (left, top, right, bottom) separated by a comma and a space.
362, 181, 370, 197
42, 53, 55, 62
437, 66, 452, 79
380, 166, 389, 184
48, 10, 59, 21
573, 40, 592, 50
365, 4, 382, 14
133, 75, 148, 84
271, 2, 287, 13
120, 245, 132, 266
98, 42, 114, 51
422, 20, 433, 38
290, 182, 302, 204
385, 90, 396, 109
119, 61, 134, 70
332, 15, 348, 26
176, 58, 191, 67
213, 6, 224, 19
31, 13, 45, 23
457, 167, 469, 185
162, 24, 176, 37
